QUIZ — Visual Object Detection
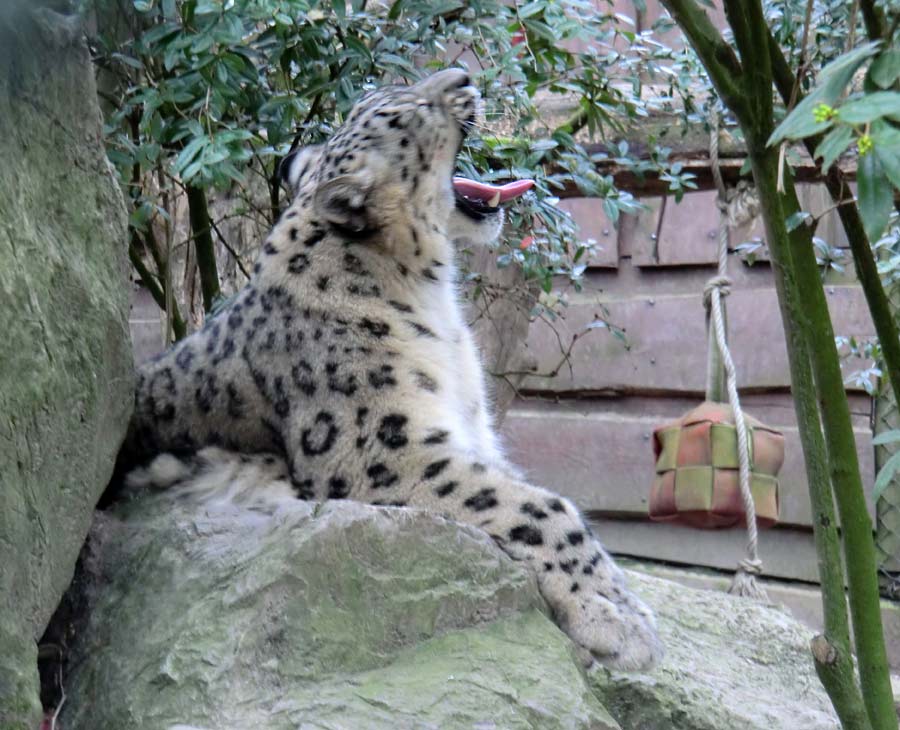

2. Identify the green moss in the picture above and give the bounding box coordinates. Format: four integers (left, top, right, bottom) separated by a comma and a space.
61, 500, 619, 729
0, 623, 42, 730
0, 3, 132, 727
589, 571, 840, 730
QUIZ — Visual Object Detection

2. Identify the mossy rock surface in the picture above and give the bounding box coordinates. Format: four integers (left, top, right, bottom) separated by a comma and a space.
0, 1, 132, 726
591, 570, 841, 730
62, 495, 619, 730
62, 487, 853, 729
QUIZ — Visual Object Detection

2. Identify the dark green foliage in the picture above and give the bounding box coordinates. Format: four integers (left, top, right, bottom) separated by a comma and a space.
85, 0, 696, 332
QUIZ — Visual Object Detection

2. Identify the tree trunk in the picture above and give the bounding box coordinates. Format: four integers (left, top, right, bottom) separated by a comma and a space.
661, 1, 897, 727
187, 185, 221, 313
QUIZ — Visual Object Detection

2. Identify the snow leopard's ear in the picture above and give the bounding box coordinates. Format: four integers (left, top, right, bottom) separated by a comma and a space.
279, 145, 323, 194
313, 173, 376, 237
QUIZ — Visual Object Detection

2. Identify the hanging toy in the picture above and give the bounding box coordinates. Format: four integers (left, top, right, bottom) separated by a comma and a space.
649, 401, 783, 529
647, 108, 785, 600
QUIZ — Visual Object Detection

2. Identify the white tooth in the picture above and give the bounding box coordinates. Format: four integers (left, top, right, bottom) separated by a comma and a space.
487, 191, 501, 207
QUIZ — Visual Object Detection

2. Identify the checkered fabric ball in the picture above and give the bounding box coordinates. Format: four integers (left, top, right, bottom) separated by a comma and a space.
649, 401, 784, 528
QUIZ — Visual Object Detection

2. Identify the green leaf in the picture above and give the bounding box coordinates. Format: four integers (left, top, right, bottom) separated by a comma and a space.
523, 19, 558, 43
343, 35, 372, 61
551, 129, 576, 148
173, 136, 207, 176
215, 60, 229, 85
378, 53, 416, 73
837, 92, 900, 124
768, 42, 881, 146
870, 49, 900, 89
531, 139, 558, 152
769, 107, 833, 146
858, 151, 893, 243
181, 159, 204, 182
111, 52, 144, 70
872, 119, 900, 148
814, 124, 853, 172
817, 41, 882, 84
786, 210, 813, 231
129, 200, 154, 230
873, 430, 900, 446
873, 451, 900, 502
141, 22, 180, 46
875, 144, 900, 191
387, 0, 405, 20
518, 1, 547, 19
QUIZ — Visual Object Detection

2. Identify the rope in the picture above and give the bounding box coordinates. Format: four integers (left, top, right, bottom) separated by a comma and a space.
706, 108, 769, 602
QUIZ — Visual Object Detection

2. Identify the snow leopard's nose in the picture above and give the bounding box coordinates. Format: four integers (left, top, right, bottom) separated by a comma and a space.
414, 69, 473, 98
414, 69, 480, 132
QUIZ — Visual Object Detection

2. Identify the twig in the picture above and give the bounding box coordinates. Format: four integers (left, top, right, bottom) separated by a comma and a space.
847, 0, 861, 54
129, 233, 186, 340
787, 0, 814, 110
50, 660, 65, 730
490, 310, 622, 381
809, 197, 859, 225
210, 218, 252, 280
652, 194, 667, 261
859, 0, 886, 44
513, 3, 539, 68
489, 334, 580, 379
158, 164, 178, 342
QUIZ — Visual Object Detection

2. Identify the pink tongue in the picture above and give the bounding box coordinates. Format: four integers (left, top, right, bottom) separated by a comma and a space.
452, 177, 534, 203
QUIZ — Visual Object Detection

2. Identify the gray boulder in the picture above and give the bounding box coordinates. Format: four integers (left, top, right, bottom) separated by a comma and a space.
590, 570, 840, 729
0, 1, 132, 726
60, 482, 852, 729
61, 493, 619, 730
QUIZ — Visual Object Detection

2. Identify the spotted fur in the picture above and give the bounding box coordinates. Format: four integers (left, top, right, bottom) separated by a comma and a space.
120, 69, 662, 670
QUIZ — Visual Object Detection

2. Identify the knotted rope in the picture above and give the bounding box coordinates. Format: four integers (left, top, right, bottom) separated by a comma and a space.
706, 108, 768, 602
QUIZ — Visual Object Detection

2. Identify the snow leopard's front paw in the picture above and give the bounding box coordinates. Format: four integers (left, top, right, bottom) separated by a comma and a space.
541, 546, 663, 671
560, 586, 662, 671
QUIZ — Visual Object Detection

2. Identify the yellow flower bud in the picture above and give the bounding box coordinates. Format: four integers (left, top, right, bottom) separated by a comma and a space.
857, 134, 874, 156
813, 104, 836, 123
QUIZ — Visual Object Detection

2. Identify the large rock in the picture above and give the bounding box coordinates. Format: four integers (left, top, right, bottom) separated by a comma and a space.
60, 481, 853, 729
590, 570, 840, 729
61, 493, 619, 729
0, 1, 132, 726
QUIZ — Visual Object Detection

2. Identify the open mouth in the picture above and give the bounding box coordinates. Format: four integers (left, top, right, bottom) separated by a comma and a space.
452, 177, 534, 220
